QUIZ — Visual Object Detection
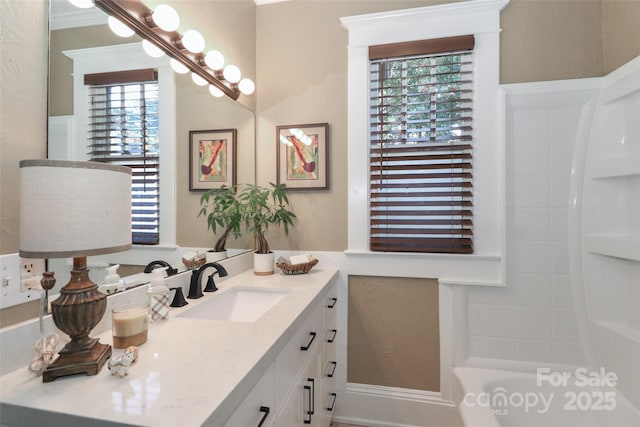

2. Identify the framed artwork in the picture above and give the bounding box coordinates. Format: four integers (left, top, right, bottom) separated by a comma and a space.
189, 129, 237, 191
276, 123, 329, 190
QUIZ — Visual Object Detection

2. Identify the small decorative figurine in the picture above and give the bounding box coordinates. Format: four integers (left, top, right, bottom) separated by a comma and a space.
108, 346, 139, 378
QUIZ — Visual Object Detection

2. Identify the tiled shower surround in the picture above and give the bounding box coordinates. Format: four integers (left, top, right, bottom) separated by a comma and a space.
466, 83, 599, 365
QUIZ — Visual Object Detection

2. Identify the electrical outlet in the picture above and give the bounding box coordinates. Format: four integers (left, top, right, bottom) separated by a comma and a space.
20, 257, 46, 292
0, 254, 41, 309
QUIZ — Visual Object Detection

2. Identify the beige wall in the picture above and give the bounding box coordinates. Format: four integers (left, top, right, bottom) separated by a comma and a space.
500, 0, 604, 83
602, 0, 640, 74
348, 276, 440, 391
0, 0, 48, 254
0, 0, 48, 325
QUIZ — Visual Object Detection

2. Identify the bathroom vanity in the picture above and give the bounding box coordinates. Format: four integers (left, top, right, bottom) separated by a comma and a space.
0, 267, 339, 427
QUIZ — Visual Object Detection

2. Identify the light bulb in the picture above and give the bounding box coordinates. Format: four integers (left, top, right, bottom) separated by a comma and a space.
181, 30, 205, 54
152, 4, 179, 32
209, 85, 224, 98
170, 59, 189, 74
68, 0, 94, 8
191, 73, 207, 86
238, 78, 255, 95
223, 65, 241, 84
108, 16, 134, 38
204, 50, 225, 71
142, 40, 164, 58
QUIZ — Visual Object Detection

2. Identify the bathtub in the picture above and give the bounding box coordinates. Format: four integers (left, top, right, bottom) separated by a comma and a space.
454, 367, 640, 427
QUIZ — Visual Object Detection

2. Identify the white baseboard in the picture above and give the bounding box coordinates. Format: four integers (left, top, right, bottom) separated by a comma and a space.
335, 383, 459, 427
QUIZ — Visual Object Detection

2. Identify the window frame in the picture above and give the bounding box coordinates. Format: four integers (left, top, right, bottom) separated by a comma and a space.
64, 43, 176, 250
341, 0, 507, 284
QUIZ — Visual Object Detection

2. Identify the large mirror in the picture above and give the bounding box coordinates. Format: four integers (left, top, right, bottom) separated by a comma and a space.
47, 0, 256, 288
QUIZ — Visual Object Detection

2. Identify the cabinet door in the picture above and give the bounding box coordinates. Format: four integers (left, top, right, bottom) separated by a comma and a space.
225, 363, 275, 427
276, 349, 322, 427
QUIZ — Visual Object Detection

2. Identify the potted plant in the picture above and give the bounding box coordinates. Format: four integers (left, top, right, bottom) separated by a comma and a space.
198, 185, 243, 262
238, 183, 296, 275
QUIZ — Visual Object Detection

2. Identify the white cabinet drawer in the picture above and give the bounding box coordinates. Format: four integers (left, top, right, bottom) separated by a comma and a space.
275, 302, 322, 411
225, 363, 275, 427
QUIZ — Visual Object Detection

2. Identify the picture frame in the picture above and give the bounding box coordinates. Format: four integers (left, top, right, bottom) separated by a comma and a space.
276, 123, 329, 190
189, 129, 237, 191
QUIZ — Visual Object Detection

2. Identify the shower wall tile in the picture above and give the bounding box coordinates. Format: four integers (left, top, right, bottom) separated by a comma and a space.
552, 274, 574, 308
513, 142, 550, 175
511, 208, 550, 241
466, 88, 593, 366
481, 337, 516, 359
468, 304, 516, 338
550, 208, 569, 241
512, 174, 551, 207
516, 339, 553, 362
516, 306, 552, 340
553, 342, 586, 365
552, 308, 581, 341
512, 109, 549, 143
512, 273, 552, 307
511, 241, 551, 273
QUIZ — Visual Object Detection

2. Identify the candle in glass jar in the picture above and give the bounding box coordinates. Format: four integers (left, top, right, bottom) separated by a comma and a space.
112, 304, 148, 348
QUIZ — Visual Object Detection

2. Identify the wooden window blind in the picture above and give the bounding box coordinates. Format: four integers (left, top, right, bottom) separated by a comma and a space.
86, 69, 160, 245
369, 36, 474, 254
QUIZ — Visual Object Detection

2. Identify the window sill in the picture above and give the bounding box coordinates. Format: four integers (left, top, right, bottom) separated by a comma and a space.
343, 249, 503, 285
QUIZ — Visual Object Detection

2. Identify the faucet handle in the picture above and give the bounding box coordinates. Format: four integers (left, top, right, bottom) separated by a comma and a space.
169, 287, 188, 307
203, 273, 219, 293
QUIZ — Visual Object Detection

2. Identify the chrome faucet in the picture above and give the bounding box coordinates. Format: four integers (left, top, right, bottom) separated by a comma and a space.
187, 262, 228, 299
143, 260, 178, 276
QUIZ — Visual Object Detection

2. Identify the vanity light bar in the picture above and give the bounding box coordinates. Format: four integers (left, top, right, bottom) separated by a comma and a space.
93, 0, 240, 100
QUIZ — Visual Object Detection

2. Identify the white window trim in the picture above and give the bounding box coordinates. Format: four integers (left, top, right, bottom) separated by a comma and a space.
64, 43, 177, 250
340, 0, 509, 286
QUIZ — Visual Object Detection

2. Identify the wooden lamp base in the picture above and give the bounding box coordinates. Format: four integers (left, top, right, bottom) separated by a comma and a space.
43, 256, 112, 382
43, 341, 111, 383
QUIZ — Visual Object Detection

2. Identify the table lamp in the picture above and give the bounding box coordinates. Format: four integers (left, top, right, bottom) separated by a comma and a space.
19, 160, 132, 382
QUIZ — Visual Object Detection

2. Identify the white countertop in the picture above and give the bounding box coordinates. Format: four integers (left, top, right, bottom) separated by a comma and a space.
0, 267, 338, 427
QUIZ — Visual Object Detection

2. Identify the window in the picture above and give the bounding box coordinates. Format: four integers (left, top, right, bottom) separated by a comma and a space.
368, 36, 474, 254
86, 69, 160, 245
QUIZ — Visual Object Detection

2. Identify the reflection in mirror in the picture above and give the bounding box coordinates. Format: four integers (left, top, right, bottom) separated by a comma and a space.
47, 0, 256, 295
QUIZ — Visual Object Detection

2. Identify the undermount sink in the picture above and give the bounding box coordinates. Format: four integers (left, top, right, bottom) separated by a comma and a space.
178, 287, 290, 323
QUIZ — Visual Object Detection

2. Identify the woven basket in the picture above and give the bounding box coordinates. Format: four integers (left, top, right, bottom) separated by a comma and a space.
182, 254, 206, 270
276, 258, 319, 275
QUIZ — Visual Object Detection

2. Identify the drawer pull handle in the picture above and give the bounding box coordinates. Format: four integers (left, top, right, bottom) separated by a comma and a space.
327, 329, 337, 343
326, 361, 337, 378
303, 385, 312, 424
326, 393, 337, 411
257, 406, 270, 427
300, 332, 317, 351
327, 297, 337, 308
303, 378, 315, 424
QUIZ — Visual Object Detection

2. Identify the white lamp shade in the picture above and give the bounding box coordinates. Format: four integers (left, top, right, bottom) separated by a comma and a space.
152, 4, 180, 32
19, 160, 132, 258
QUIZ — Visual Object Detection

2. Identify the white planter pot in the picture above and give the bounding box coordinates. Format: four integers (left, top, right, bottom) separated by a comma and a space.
253, 252, 274, 276
206, 250, 227, 263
